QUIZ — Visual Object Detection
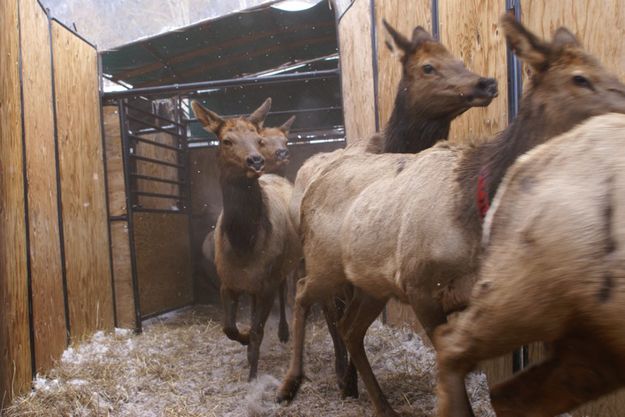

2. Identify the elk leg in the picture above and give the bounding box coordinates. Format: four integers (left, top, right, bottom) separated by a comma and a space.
221, 286, 249, 345
339, 290, 396, 417
434, 296, 563, 417
278, 281, 290, 343
322, 293, 358, 398
277, 275, 316, 403
490, 337, 622, 417
247, 289, 275, 381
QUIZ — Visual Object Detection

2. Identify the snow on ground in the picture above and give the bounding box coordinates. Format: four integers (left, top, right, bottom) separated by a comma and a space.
5, 305, 497, 417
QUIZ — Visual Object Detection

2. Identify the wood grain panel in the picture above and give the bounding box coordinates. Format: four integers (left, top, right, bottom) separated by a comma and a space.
0, 0, 32, 405
439, 0, 508, 144
52, 21, 114, 339
20, 0, 67, 374
103, 105, 127, 217
375, 0, 431, 129
338, 0, 376, 144
133, 212, 193, 317
110, 221, 136, 329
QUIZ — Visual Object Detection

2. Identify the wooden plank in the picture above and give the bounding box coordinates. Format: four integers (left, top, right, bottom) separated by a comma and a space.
103, 105, 127, 217
375, 0, 432, 129
438, 0, 508, 143
20, 0, 67, 374
52, 21, 114, 339
133, 212, 193, 317
521, 4, 625, 415
338, 0, 376, 144
0, 0, 32, 405
110, 221, 136, 329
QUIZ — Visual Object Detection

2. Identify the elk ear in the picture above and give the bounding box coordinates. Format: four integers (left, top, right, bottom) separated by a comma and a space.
279, 115, 296, 134
411, 26, 433, 49
383, 19, 412, 54
552, 27, 580, 49
248, 97, 272, 126
501, 13, 550, 71
191, 101, 224, 134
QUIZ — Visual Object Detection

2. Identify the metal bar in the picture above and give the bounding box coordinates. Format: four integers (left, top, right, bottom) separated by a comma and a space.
131, 154, 185, 169
48, 9, 72, 345
431, 0, 440, 40
184, 105, 343, 122
102, 69, 340, 99
125, 102, 184, 128
369, 0, 381, 134
119, 100, 143, 333
17, 0, 37, 376
133, 207, 186, 214
133, 191, 185, 200
126, 114, 183, 138
98, 50, 118, 328
110, 215, 128, 222
130, 173, 185, 186
128, 134, 182, 152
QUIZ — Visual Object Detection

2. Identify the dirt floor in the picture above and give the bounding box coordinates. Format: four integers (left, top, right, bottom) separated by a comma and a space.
5, 305, 499, 417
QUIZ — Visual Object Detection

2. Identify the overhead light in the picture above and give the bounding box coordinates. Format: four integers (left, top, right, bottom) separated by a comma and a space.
271, 0, 321, 12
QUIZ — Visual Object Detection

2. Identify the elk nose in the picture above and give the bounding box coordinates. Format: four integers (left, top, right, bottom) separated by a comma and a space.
246, 154, 264, 171
275, 148, 289, 161
477, 77, 498, 97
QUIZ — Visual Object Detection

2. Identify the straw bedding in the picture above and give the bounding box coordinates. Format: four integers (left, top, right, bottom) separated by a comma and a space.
5, 305, 501, 417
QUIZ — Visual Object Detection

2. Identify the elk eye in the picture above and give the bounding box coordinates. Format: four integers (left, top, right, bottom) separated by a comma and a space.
423, 64, 435, 74
222, 139, 233, 146
573, 74, 592, 89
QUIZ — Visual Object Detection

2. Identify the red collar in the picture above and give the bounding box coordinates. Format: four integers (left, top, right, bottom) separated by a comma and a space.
476, 167, 490, 220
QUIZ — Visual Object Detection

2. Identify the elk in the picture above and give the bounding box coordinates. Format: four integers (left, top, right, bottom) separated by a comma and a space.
279, 20, 498, 403
288, 20, 497, 231
435, 114, 625, 417
280, 15, 625, 417
200, 111, 297, 343
192, 99, 300, 380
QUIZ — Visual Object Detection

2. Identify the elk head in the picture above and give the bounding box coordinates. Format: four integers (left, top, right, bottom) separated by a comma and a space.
192, 98, 272, 179
384, 20, 499, 119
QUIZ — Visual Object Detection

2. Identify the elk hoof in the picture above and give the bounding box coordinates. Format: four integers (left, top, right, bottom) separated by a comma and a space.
276, 375, 303, 404
278, 324, 290, 343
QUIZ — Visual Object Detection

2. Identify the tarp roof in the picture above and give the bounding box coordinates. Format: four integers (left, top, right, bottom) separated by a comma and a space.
101, 1, 338, 88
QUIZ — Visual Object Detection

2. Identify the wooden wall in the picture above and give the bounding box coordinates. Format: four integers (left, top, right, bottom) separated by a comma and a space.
20, 0, 68, 373
338, 0, 376, 144
0, 0, 32, 406
52, 20, 114, 338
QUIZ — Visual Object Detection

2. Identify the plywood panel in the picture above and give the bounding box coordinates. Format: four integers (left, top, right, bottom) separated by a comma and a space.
338, 0, 376, 144
375, 0, 432, 129
110, 221, 136, 329
0, 0, 32, 404
20, 0, 67, 374
439, 0, 508, 144
103, 106, 127, 217
134, 212, 193, 317
52, 21, 114, 339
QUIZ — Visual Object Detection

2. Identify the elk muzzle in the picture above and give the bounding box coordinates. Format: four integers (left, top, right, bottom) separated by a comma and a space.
246, 154, 265, 177
467, 77, 498, 106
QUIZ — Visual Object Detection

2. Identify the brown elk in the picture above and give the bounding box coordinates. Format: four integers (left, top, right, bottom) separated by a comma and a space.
192, 99, 300, 380
288, 20, 497, 231
279, 20, 498, 403
435, 113, 625, 417
200, 111, 297, 343
281, 15, 625, 417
